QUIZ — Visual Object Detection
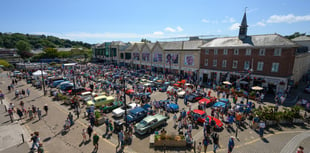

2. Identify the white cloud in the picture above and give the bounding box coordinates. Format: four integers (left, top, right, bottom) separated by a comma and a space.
176, 26, 183, 32
201, 19, 210, 23
153, 31, 164, 35
267, 14, 310, 23
229, 23, 240, 30
222, 17, 236, 23
164, 27, 176, 32
254, 21, 266, 27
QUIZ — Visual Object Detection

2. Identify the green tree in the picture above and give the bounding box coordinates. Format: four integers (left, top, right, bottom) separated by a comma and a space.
141, 38, 151, 43
0, 59, 10, 67
43, 48, 59, 58
16, 40, 32, 59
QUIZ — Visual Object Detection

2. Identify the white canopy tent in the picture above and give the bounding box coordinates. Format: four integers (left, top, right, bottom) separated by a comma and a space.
32, 70, 47, 76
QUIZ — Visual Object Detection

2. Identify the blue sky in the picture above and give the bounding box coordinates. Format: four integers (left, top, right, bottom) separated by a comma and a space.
1, 0, 310, 44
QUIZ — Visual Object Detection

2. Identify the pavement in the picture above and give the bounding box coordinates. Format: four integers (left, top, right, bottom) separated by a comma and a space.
1, 71, 310, 153
0, 104, 30, 153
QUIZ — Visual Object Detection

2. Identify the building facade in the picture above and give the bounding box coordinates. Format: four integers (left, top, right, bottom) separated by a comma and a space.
199, 12, 298, 94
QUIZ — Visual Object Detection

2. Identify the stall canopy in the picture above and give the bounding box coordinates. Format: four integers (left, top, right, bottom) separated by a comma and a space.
32, 70, 47, 76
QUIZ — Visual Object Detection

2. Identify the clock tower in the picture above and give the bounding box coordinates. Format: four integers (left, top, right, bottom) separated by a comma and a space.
239, 11, 248, 40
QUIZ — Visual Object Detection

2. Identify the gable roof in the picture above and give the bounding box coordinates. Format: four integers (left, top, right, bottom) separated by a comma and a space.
200, 34, 298, 48
292, 36, 310, 41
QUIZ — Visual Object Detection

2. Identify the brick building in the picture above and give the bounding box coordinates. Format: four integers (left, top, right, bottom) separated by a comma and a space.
199, 12, 299, 94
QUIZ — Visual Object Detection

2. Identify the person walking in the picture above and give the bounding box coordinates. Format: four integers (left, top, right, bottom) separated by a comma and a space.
228, 136, 235, 153
8, 108, 14, 123
259, 120, 266, 137
32, 105, 37, 118
29, 133, 39, 151
211, 132, 220, 153
82, 129, 87, 143
197, 142, 202, 153
87, 125, 93, 141
117, 130, 124, 150
93, 132, 99, 152
0, 91, 4, 104
203, 136, 209, 153
26, 88, 30, 97
43, 104, 48, 115
16, 108, 23, 120
37, 108, 42, 120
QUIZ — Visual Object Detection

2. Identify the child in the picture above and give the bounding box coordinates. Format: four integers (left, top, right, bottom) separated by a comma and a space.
197, 142, 202, 153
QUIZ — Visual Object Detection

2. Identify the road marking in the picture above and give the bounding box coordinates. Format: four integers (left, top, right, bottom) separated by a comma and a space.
206, 130, 307, 153
280, 131, 310, 153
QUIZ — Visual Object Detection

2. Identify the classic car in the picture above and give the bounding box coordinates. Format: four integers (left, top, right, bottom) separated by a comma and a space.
177, 88, 186, 98
187, 109, 223, 129
166, 102, 179, 113
86, 95, 115, 107
112, 103, 140, 117
125, 89, 135, 95
134, 92, 151, 102
187, 93, 203, 102
68, 87, 92, 95
198, 97, 217, 108
100, 101, 123, 113
134, 114, 168, 135
213, 98, 231, 108
125, 107, 148, 124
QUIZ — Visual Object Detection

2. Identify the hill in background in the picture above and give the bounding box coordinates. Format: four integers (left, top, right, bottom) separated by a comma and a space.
0, 32, 92, 49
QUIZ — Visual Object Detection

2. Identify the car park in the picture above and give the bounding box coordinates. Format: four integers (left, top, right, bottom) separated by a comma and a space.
134, 114, 168, 135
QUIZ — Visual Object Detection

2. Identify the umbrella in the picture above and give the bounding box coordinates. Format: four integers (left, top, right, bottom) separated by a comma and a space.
251, 86, 263, 91
223, 81, 232, 85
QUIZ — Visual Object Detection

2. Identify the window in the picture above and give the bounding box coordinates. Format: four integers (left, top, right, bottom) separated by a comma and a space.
246, 49, 252, 56
205, 49, 209, 55
223, 49, 228, 55
234, 49, 239, 55
232, 60, 238, 69
257, 61, 264, 71
222, 60, 227, 68
213, 59, 217, 67
204, 59, 208, 66
274, 48, 282, 56
271, 62, 279, 72
244, 61, 250, 70
214, 49, 218, 55
259, 49, 265, 56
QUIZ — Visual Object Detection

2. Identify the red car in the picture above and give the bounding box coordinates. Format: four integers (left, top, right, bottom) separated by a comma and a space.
125, 89, 135, 95
187, 109, 223, 129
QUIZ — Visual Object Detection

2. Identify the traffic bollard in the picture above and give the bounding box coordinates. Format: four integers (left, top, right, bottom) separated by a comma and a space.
21, 134, 24, 143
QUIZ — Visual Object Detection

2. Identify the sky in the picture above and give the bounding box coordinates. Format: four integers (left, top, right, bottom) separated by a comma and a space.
1, 0, 310, 44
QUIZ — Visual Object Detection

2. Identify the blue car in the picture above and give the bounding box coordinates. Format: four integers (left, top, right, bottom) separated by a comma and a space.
125, 107, 148, 124
213, 98, 230, 108
157, 100, 179, 112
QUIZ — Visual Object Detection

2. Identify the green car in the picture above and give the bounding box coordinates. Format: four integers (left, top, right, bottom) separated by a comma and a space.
134, 114, 168, 135
100, 101, 123, 113
86, 95, 115, 107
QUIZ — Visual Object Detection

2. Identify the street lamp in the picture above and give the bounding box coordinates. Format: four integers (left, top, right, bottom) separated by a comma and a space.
122, 76, 128, 130
41, 62, 46, 96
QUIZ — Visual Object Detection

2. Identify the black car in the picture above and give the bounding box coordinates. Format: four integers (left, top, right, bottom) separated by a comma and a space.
187, 93, 203, 102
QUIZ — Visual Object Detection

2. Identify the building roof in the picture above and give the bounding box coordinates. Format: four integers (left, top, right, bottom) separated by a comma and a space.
159, 40, 204, 51
200, 34, 298, 48
292, 36, 310, 41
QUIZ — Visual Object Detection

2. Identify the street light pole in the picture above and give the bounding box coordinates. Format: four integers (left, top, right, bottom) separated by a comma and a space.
123, 76, 128, 130
41, 62, 46, 96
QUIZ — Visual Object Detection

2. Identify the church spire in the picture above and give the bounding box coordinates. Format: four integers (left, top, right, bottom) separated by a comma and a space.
239, 8, 248, 40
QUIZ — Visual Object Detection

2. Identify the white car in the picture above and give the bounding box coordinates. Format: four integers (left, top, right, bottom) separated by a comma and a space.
112, 103, 140, 117
177, 88, 186, 98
